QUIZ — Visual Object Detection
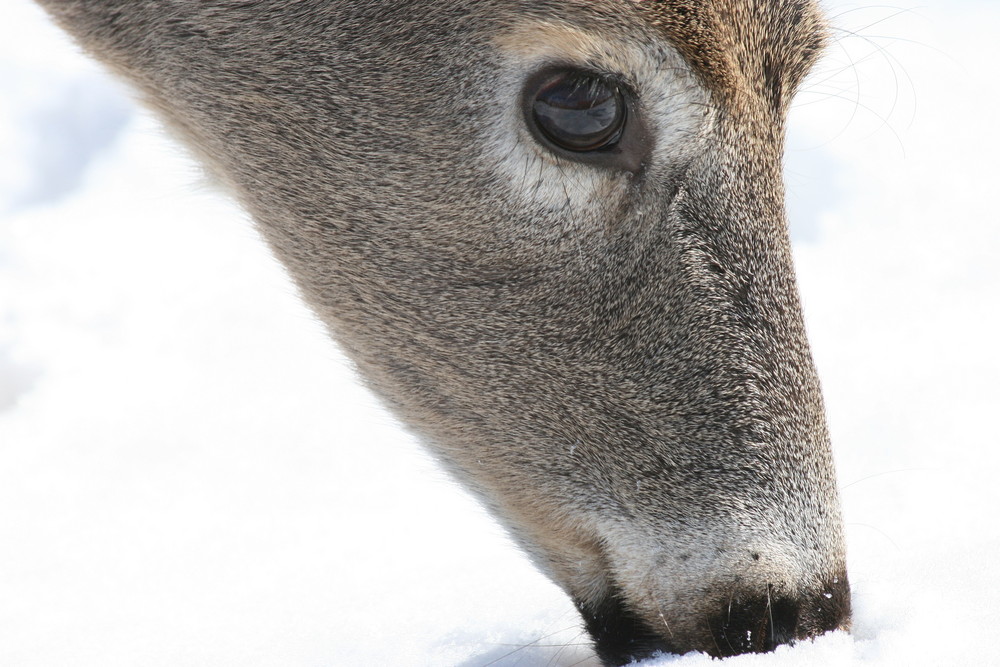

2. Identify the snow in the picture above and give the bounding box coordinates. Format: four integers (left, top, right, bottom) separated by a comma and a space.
2, 1, 998, 665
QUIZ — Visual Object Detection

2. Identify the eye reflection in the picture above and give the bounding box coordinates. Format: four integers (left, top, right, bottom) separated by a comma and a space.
531, 71, 626, 152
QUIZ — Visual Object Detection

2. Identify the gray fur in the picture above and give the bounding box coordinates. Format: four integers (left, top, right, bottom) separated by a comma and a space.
34, 0, 850, 662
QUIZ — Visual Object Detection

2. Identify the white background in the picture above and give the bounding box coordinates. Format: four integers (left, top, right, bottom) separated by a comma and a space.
2, 1, 998, 665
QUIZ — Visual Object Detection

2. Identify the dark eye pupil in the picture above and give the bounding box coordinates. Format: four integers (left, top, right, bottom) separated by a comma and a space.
531, 72, 625, 152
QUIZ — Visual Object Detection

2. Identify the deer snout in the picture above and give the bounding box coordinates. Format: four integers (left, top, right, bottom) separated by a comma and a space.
581, 574, 851, 665
701, 576, 851, 658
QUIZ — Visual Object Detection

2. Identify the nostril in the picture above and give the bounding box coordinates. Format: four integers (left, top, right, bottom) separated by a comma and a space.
709, 590, 796, 657
763, 595, 800, 650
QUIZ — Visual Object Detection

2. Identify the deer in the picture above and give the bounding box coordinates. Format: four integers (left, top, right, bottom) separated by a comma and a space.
32, 0, 851, 663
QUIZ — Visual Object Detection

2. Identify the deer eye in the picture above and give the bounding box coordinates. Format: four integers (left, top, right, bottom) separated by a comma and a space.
529, 70, 626, 152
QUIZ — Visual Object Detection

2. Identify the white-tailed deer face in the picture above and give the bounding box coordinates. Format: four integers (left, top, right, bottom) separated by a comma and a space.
37, 0, 849, 662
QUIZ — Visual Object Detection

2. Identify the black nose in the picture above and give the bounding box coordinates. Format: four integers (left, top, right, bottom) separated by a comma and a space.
708, 590, 800, 656
579, 576, 851, 666
706, 578, 851, 657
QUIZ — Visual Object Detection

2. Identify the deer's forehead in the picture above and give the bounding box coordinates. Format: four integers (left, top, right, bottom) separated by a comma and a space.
633, 0, 827, 111
495, 0, 825, 116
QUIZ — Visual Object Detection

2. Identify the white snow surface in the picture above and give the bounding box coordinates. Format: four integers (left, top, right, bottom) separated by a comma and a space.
2, 1, 999, 665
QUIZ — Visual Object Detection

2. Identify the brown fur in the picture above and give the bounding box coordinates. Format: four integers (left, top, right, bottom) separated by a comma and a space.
34, 1, 850, 663
638, 0, 826, 113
